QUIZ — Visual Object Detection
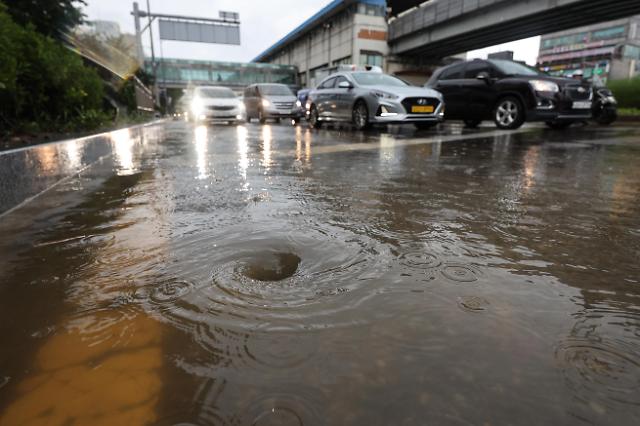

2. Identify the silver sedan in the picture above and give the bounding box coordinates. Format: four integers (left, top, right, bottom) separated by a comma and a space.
306, 71, 445, 130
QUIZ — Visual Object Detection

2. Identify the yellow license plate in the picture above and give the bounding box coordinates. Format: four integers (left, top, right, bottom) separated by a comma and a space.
411, 105, 434, 113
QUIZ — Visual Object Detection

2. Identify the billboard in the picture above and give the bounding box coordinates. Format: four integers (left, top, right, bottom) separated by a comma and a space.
158, 19, 240, 45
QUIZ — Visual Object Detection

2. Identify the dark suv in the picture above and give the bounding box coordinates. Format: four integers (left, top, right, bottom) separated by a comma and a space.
426, 59, 593, 130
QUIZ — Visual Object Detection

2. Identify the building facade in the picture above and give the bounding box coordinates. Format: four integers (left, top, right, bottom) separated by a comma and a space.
537, 16, 640, 82
253, 0, 388, 88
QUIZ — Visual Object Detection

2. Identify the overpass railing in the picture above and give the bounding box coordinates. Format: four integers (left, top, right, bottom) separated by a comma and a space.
389, 0, 510, 40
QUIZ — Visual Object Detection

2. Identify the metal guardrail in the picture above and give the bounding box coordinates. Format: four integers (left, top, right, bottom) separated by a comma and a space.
389, 0, 511, 40
134, 77, 155, 112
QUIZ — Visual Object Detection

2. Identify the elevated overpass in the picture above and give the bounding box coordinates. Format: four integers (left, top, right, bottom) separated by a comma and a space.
388, 0, 640, 59
147, 58, 300, 91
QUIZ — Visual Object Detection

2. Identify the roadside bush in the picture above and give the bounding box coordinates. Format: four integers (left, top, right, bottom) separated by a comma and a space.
608, 77, 640, 109
0, 2, 106, 133
0, 4, 19, 127
117, 77, 138, 115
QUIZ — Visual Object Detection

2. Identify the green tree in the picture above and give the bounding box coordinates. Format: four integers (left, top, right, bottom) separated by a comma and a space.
0, 2, 20, 127
0, 2, 105, 132
4, 0, 86, 40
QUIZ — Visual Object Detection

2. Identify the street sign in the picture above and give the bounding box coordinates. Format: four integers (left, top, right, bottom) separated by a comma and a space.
158, 19, 240, 45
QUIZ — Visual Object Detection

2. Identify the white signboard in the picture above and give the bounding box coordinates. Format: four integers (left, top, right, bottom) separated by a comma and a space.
158, 19, 240, 45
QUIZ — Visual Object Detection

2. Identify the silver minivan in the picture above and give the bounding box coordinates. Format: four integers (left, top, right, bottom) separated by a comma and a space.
243, 84, 303, 124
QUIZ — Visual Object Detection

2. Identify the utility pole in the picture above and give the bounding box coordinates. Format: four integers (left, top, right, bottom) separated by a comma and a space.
132, 2, 144, 66
146, 0, 158, 104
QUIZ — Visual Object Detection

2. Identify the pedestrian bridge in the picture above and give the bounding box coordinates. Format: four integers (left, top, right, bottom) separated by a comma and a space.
388, 0, 640, 59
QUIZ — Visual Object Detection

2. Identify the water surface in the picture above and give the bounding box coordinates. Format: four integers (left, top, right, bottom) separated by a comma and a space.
0, 122, 639, 425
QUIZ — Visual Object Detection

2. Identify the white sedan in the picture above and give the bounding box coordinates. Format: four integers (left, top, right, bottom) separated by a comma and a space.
189, 86, 246, 124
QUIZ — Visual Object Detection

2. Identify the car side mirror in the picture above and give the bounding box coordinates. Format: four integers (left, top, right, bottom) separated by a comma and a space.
338, 81, 353, 89
476, 72, 491, 83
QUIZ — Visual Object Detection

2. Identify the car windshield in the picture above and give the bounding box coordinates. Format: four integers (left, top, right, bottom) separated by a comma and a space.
198, 88, 236, 98
488, 59, 541, 76
259, 85, 293, 96
351, 73, 408, 87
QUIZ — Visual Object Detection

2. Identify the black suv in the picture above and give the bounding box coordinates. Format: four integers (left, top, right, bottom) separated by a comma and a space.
426, 59, 593, 130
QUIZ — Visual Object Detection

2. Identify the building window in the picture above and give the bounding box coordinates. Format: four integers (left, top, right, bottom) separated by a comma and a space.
618, 44, 640, 60
591, 25, 627, 41
180, 68, 209, 82
333, 56, 352, 66
542, 33, 588, 49
360, 51, 383, 67
357, 3, 385, 16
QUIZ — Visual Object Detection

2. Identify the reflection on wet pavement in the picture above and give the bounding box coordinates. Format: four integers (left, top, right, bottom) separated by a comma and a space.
0, 122, 639, 425
0, 313, 162, 426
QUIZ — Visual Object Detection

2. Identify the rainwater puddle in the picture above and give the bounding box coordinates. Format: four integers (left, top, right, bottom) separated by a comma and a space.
1, 123, 640, 425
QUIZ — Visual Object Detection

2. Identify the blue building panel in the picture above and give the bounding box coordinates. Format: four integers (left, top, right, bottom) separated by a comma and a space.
252, 0, 386, 62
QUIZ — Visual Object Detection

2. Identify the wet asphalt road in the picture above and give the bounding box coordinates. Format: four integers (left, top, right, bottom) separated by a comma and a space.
0, 121, 639, 425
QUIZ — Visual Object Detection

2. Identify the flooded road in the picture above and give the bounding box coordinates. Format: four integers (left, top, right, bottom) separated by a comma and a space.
0, 121, 639, 425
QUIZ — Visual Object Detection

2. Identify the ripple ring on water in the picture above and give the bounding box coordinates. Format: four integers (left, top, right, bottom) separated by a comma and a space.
555, 338, 640, 405
149, 279, 196, 304
253, 406, 302, 426
243, 325, 320, 370
399, 251, 441, 269
243, 391, 323, 426
441, 264, 480, 283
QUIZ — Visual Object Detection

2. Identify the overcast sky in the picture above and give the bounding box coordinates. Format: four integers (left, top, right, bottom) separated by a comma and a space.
83, 0, 540, 64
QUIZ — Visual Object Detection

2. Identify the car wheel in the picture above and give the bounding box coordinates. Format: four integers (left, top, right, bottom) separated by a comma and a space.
352, 101, 370, 131
414, 122, 438, 130
545, 121, 573, 130
463, 119, 482, 128
309, 105, 321, 129
259, 109, 266, 124
494, 97, 524, 130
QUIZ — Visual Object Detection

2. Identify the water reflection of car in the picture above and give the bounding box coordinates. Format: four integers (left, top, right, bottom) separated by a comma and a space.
188, 86, 246, 124
426, 59, 593, 130
243, 84, 303, 124
306, 70, 445, 131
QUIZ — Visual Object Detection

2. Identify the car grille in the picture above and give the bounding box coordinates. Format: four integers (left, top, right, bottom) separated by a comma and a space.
208, 105, 235, 111
401, 97, 441, 114
564, 85, 592, 101
274, 102, 294, 110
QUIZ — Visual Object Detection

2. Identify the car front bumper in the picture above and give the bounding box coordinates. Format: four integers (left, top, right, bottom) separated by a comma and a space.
527, 92, 592, 122
528, 108, 592, 122
263, 106, 304, 119
369, 98, 445, 124
196, 108, 245, 122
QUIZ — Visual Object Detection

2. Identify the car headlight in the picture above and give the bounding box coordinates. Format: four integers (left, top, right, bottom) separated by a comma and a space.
370, 90, 399, 100
529, 80, 559, 93
606, 96, 617, 104
296, 100, 302, 108
191, 97, 204, 115
238, 102, 246, 111
262, 99, 271, 108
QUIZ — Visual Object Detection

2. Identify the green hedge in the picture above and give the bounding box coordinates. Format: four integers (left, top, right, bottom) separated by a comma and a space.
0, 2, 106, 133
608, 77, 640, 109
